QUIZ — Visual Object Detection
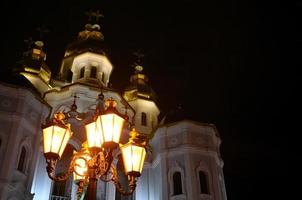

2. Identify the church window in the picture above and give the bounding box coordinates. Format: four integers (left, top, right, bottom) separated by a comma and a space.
173, 171, 183, 195
141, 112, 147, 126
80, 67, 85, 78
90, 66, 97, 78
101, 72, 105, 82
67, 69, 73, 82
199, 171, 209, 194
17, 147, 26, 172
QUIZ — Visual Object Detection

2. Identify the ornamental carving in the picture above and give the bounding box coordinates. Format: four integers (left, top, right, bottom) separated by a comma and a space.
168, 137, 179, 148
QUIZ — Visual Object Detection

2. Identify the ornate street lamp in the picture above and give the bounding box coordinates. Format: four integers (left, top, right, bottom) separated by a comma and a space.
85, 98, 126, 153
120, 128, 147, 177
42, 112, 73, 160
41, 98, 147, 200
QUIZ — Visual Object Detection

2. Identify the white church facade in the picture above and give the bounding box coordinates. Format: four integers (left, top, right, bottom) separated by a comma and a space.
0, 19, 227, 200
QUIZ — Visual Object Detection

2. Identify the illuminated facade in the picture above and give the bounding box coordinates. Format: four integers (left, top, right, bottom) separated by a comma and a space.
0, 20, 227, 200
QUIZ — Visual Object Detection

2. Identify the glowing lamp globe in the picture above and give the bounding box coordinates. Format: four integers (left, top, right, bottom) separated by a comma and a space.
85, 117, 103, 153
73, 151, 91, 182
42, 112, 72, 160
100, 99, 126, 149
121, 129, 146, 177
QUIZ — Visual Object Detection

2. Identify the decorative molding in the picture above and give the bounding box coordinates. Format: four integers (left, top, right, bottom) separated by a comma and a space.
168, 137, 179, 148
1, 98, 13, 108
170, 193, 186, 200
0, 113, 39, 135
151, 146, 223, 168
200, 193, 212, 200
196, 161, 209, 172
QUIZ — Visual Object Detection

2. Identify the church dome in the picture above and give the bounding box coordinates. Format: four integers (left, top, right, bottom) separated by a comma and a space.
64, 24, 106, 57
0, 66, 41, 96
57, 21, 113, 87
124, 65, 157, 102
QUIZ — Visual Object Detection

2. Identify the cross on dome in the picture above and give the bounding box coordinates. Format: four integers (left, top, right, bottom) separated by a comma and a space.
24, 37, 34, 50
92, 10, 104, 24
133, 50, 144, 66
85, 10, 104, 24
35, 25, 49, 40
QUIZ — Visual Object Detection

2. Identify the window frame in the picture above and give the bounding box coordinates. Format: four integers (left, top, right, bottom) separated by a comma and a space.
198, 170, 210, 195
172, 171, 183, 195
141, 112, 147, 126
17, 146, 27, 173
79, 67, 85, 78
196, 161, 212, 197
168, 161, 186, 197
101, 72, 105, 83
90, 66, 97, 78
16, 140, 32, 174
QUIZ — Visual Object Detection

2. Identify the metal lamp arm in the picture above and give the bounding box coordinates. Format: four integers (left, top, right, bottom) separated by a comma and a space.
46, 158, 75, 181
95, 149, 113, 177
110, 165, 137, 196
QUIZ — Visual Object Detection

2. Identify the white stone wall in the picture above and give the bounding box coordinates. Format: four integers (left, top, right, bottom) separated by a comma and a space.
0, 83, 50, 200
135, 120, 227, 200
69, 52, 113, 87
126, 99, 160, 135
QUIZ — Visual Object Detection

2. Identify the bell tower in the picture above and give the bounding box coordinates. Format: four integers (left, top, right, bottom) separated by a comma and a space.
123, 61, 160, 135
56, 11, 113, 87
18, 39, 52, 94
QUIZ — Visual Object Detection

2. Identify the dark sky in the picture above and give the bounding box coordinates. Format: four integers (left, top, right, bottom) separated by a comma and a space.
0, 0, 298, 199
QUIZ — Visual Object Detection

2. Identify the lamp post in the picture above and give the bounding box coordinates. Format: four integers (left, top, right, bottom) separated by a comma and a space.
41, 98, 147, 200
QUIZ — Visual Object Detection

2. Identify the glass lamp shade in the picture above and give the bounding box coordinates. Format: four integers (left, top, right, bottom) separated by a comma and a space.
73, 152, 91, 182
100, 113, 125, 148
85, 117, 103, 152
120, 142, 146, 177
42, 123, 72, 160
85, 98, 126, 150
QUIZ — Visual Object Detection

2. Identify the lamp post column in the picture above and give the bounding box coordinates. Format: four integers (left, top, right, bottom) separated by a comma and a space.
87, 164, 97, 200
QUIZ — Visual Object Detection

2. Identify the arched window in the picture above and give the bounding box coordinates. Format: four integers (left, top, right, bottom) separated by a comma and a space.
17, 147, 26, 172
79, 67, 85, 78
199, 171, 209, 194
66, 69, 73, 82
141, 112, 147, 126
101, 72, 105, 83
169, 162, 186, 196
90, 66, 97, 78
173, 171, 183, 195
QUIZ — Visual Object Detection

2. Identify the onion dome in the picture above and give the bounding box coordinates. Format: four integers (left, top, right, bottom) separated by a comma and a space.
64, 24, 106, 57
15, 40, 51, 86
124, 65, 157, 102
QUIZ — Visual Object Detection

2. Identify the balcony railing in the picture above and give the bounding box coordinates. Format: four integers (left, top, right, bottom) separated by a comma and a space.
50, 195, 70, 200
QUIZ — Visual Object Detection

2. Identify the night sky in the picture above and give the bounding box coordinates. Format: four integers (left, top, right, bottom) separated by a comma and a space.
0, 0, 298, 199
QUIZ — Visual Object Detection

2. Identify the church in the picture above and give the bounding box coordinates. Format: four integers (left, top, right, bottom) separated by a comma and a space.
0, 13, 227, 200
